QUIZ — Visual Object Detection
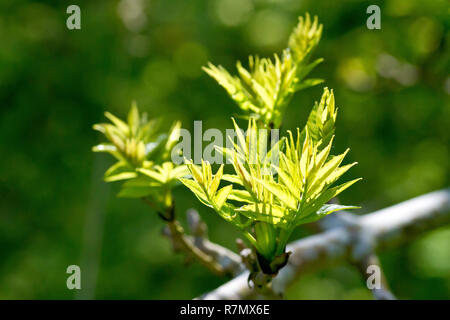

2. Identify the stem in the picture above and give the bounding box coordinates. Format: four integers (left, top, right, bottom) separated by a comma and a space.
141, 197, 228, 276
275, 226, 293, 256
166, 220, 226, 276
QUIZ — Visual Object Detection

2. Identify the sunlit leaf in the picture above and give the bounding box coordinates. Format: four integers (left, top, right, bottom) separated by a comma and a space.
215, 185, 233, 210
229, 189, 254, 203
179, 178, 211, 208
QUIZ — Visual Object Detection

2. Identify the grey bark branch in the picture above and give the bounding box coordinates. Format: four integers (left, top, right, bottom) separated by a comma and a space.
317, 211, 396, 299
190, 235, 244, 276
186, 209, 244, 275
198, 188, 450, 300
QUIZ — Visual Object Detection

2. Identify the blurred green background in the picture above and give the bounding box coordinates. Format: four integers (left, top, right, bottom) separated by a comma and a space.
0, 0, 449, 299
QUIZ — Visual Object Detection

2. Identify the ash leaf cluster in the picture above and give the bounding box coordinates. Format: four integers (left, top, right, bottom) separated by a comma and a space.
180, 89, 360, 272
93, 102, 188, 215
92, 13, 361, 281
180, 14, 361, 275
203, 14, 323, 129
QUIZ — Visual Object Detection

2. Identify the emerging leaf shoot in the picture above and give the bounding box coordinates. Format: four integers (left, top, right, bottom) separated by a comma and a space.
203, 14, 323, 129
93, 102, 188, 215
181, 88, 360, 274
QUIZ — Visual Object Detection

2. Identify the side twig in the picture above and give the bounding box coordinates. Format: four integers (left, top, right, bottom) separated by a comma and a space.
319, 211, 396, 299
163, 209, 244, 277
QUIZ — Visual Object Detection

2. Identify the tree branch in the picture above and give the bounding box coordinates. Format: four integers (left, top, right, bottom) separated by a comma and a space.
165, 219, 227, 275
317, 210, 396, 299
198, 188, 450, 299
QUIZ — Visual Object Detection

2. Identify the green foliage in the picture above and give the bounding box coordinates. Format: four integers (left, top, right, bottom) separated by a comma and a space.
93, 102, 188, 211
90, 12, 359, 278
180, 88, 360, 268
4, 0, 448, 299
181, 14, 359, 271
203, 14, 323, 128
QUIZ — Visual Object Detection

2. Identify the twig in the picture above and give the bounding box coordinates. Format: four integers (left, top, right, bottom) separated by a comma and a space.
165, 219, 227, 275
186, 209, 244, 276
318, 210, 396, 299
198, 188, 450, 299
190, 236, 244, 276
141, 196, 244, 276
162, 209, 244, 277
